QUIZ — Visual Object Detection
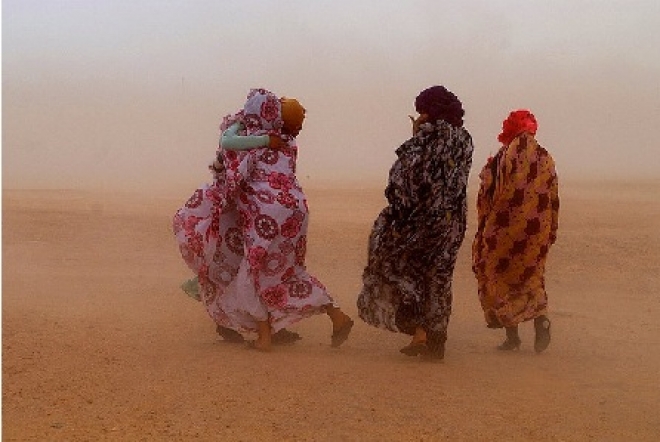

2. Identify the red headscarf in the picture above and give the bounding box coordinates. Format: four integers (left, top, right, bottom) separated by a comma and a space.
497, 110, 538, 145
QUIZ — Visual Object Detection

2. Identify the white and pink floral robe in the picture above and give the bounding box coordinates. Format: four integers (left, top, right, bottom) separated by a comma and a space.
173, 89, 335, 334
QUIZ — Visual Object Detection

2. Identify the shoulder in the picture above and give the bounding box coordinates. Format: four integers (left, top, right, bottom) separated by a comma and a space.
435, 121, 474, 146
523, 134, 554, 161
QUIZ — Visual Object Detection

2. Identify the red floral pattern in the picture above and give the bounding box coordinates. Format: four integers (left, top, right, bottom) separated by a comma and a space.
276, 192, 298, 209
173, 89, 334, 333
254, 214, 279, 240
261, 95, 280, 122
185, 189, 204, 208
268, 172, 292, 192
281, 215, 302, 239
262, 284, 288, 308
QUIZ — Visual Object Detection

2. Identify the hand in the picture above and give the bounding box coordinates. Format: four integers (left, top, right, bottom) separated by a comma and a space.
268, 135, 287, 150
409, 113, 428, 136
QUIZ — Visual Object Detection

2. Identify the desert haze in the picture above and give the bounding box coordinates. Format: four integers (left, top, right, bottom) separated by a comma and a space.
3, 1, 660, 440
3, 180, 660, 440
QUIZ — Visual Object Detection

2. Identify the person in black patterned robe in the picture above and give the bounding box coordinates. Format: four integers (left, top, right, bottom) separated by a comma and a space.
357, 86, 474, 360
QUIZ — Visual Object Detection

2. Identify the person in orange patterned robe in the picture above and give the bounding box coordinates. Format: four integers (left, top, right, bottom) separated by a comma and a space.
472, 110, 559, 353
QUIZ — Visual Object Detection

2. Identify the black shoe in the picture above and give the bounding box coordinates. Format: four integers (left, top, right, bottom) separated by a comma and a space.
216, 325, 245, 343
534, 316, 551, 353
497, 337, 521, 351
272, 329, 302, 345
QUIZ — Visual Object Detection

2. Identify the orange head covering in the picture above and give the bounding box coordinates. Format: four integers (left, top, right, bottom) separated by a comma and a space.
280, 98, 306, 135
498, 110, 538, 145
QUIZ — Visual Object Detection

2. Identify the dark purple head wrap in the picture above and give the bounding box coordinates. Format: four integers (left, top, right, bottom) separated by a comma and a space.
414, 85, 464, 127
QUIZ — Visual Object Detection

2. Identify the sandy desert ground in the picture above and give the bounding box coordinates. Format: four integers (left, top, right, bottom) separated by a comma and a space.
3, 180, 660, 441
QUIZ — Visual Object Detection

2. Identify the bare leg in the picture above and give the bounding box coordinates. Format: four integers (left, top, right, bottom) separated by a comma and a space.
400, 326, 429, 357
326, 305, 354, 347
410, 326, 427, 345
253, 319, 272, 352
326, 305, 351, 331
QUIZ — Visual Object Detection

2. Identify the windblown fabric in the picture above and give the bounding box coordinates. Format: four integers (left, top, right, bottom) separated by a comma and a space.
357, 120, 474, 345
173, 89, 334, 333
472, 132, 559, 328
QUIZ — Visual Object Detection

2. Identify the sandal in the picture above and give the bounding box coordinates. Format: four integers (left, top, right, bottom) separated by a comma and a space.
331, 318, 354, 348
399, 342, 428, 356
272, 329, 302, 346
245, 340, 271, 352
216, 325, 245, 343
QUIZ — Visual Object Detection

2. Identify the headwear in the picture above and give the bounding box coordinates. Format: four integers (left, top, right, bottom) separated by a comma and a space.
280, 98, 306, 133
497, 110, 538, 145
220, 88, 283, 135
414, 85, 465, 127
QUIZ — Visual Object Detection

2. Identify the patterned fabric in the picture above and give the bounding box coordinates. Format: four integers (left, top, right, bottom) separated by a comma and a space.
173, 89, 335, 333
357, 120, 474, 345
472, 132, 559, 328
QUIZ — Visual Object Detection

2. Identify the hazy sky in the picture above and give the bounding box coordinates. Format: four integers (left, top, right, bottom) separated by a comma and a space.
3, 0, 659, 193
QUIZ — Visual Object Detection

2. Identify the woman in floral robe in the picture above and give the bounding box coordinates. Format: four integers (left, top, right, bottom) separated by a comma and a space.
173, 89, 353, 351
472, 110, 559, 353
357, 86, 474, 360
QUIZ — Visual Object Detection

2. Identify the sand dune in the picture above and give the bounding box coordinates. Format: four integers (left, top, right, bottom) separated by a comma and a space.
2, 181, 660, 441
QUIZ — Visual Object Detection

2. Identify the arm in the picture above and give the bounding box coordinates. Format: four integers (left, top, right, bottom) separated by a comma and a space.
220, 122, 269, 150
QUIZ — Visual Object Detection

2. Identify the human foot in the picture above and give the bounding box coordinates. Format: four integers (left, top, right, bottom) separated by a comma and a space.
330, 316, 354, 348
399, 341, 428, 356
497, 337, 522, 351
400, 327, 428, 356
247, 320, 272, 352
246, 338, 271, 352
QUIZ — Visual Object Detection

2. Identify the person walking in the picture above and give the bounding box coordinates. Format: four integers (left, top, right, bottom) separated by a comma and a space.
472, 109, 559, 352
174, 88, 353, 352
357, 85, 474, 361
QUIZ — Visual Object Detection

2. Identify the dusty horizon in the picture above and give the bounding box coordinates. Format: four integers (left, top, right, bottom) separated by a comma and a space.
2, 1, 659, 193
3, 3, 660, 439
